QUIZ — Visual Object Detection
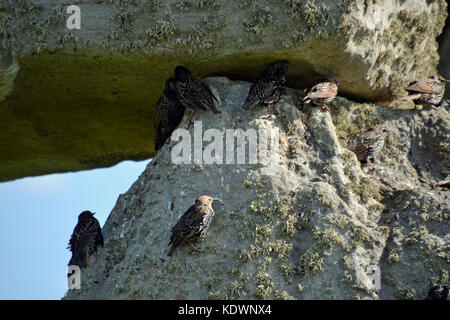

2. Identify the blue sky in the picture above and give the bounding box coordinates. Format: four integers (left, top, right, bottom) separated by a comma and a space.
0, 159, 149, 300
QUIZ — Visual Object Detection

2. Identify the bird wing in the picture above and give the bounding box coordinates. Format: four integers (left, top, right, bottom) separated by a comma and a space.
263, 78, 286, 104
242, 77, 279, 110
200, 80, 218, 102
173, 68, 218, 110
200, 82, 221, 114
153, 95, 165, 129
68, 231, 98, 267
241, 81, 261, 110
175, 79, 209, 112
355, 130, 383, 161
68, 218, 101, 250
154, 88, 186, 151
169, 204, 205, 245
355, 141, 369, 161
92, 219, 104, 247
192, 78, 220, 114
405, 78, 442, 94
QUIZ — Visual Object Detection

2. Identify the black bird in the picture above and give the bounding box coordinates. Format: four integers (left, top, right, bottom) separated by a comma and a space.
425, 285, 449, 300
168, 196, 222, 257
173, 66, 220, 114
154, 78, 186, 151
303, 78, 339, 111
68, 211, 104, 268
242, 60, 290, 117
402, 75, 449, 108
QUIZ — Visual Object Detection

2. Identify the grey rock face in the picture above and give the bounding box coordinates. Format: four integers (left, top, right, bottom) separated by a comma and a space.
64, 77, 449, 300
0, 0, 447, 181
2, 0, 447, 100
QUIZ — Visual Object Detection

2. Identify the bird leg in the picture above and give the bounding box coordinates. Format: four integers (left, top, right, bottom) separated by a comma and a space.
366, 159, 376, 172
188, 110, 195, 123
186, 110, 195, 129
322, 102, 330, 112
266, 106, 275, 119
188, 240, 201, 254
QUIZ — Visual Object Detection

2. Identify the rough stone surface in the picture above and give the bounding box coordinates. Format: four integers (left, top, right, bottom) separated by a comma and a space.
0, 0, 448, 181
64, 77, 449, 300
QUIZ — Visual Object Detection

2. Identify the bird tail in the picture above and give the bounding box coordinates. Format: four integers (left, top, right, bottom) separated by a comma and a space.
402, 93, 421, 102
241, 98, 259, 111
167, 244, 177, 257
208, 102, 221, 114
69, 252, 87, 268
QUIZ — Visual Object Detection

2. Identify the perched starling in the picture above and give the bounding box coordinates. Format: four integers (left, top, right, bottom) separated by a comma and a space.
425, 285, 449, 300
168, 196, 222, 257
173, 66, 220, 114
435, 174, 450, 189
303, 78, 339, 111
355, 126, 390, 170
402, 75, 449, 108
241, 60, 290, 116
68, 211, 104, 268
154, 78, 186, 151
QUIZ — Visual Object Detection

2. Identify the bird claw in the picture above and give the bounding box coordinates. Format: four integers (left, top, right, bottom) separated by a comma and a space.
263, 114, 275, 120
265, 107, 275, 120
190, 249, 202, 255
188, 240, 202, 254
367, 163, 377, 173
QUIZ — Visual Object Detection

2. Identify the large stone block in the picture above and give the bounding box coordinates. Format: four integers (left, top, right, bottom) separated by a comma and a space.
0, 0, 447, 181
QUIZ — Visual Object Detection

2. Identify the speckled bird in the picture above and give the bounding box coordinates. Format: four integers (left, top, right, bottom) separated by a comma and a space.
436, 174, 450, 189
173, 66, 220, 114
303, 78, 339, 111
154, 78, 186, 151
355, 126, 390, 170
402, 75, 449, 108
168, 196, 222, 257
241, 60, 290, 117
68, 211, 104, 268
425, 285, 449, 300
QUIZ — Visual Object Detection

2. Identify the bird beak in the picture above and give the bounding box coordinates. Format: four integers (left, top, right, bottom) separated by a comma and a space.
213, 198, 223, 203
92, 212, 96, 215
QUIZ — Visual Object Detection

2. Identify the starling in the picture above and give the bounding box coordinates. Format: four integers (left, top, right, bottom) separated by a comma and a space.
168, 196, 222, 257
241, 60, 290, 117
435, 174, 450, 189
425, 285, 449, 300
303, 78, 339, 111
68, 210, 104, 268
154, 78, 186, 151
355, 126, 390, 170
402, 75, 449, 108
173, 66, 220, 114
